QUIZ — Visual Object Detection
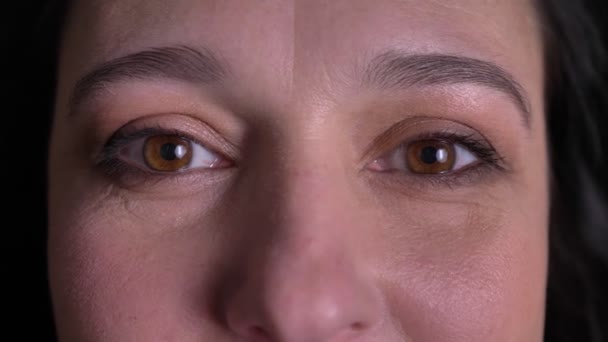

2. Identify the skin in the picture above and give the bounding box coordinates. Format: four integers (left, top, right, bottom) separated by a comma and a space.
48, 0, 549, 341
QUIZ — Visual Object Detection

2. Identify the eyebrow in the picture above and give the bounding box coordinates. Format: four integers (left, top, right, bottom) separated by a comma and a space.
69, 45, 228, 112
363, 51, 531, 127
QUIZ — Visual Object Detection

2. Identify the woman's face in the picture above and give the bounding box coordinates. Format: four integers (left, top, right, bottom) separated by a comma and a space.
48, 0, 549, 341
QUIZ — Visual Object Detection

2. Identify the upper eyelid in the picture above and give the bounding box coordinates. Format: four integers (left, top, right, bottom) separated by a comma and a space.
97, 111, 242, 157
402, 134, 502, 164
99, 114, 241, 158
366, 130, 494, 160
366, 138, 506, 190
361, 132, 506, 180
97, 127, 226, 167
100, 119, 504, 174
360, 116, 506, 165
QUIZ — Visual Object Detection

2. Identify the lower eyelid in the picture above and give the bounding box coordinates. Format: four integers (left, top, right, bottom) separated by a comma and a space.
113, 136, 234, 175
371, 160, 501, 192
99, 120, 504, 191
376, 141, 479, 173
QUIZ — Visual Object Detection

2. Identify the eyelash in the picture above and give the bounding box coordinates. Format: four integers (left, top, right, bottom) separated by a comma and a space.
96, 126, 505, 188
412, 130, 504, 167
96, 126, 218, 178
376, 130, 506, 187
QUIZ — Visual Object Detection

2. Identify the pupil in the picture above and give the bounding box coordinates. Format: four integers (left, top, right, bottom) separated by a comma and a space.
160, 143, 178, 161
420, 146, 438, 164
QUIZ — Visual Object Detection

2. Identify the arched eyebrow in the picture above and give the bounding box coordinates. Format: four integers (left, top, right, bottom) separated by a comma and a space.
68, 46, 531, 128
68, 45, 229, 114
363, 51, 532, 128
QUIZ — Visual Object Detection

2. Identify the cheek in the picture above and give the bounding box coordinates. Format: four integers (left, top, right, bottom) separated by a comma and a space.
47, 184, 227, 341
375, 196, 548, 341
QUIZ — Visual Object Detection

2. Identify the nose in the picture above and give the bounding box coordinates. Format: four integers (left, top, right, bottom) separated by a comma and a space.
225, 246, 383, 341
222, 168, 384, 341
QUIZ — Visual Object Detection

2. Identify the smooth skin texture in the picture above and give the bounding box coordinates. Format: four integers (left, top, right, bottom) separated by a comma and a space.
48, 0, 549, 341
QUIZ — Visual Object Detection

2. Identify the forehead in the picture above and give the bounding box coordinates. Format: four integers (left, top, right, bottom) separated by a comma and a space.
63, 0, 542, 111
67, 0, 540, 63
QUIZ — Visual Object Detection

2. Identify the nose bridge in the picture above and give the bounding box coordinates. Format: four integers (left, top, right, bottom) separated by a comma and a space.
222, 129, 385, 341
280, 164, 351, 230
274, 120, 359, 225
252, 107, 369, 267
265, 163, 359, 288
259, 141, 365, 299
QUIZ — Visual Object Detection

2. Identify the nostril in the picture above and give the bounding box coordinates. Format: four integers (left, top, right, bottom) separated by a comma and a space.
350, 321, 366, 331
248, 325, 271, 339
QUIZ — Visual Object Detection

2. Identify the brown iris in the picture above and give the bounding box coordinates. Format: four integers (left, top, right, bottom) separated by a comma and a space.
143, 135, 192, 172
406, 140, 455, 174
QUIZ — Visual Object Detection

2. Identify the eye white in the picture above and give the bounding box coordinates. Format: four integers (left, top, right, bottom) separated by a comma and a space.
452, 144, 478, 170
119, 136, 223, 170
374, 142, 480, 172
189, 140, 222, 168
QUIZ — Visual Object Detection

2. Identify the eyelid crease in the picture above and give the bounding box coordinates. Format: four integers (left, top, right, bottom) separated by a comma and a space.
93, 112, 242, 163
95, 126, 235, 170
360, 116, 509, 171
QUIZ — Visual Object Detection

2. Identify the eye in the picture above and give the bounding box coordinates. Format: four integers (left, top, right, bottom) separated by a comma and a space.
118, 134, 230, 172
369, 139, 479, 174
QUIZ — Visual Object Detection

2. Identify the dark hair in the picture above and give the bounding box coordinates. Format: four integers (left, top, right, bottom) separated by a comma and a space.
537, 1, 608, 341
10, 0, 607, 341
